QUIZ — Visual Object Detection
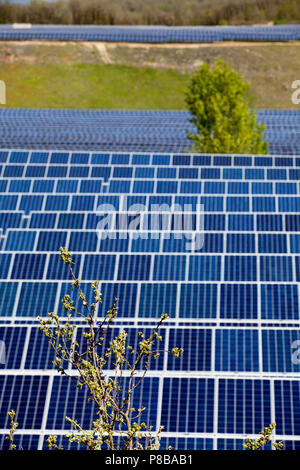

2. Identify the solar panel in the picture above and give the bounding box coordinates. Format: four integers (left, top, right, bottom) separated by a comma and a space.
0, 149, 299, 450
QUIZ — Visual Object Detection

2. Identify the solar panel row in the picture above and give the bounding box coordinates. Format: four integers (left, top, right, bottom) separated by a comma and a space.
0, 252, 299, 282
0, 110, 299, 155
0, 281, 299, 320
2, 152, 300, 166
0, 376, 299, 444
2, 325, 300, 372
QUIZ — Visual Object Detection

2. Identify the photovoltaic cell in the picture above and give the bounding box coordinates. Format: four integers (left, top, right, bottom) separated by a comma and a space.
218, 379, 271, 434
215, 330, 259, 372
161, 378, 214, 433
0, 375, 48, 429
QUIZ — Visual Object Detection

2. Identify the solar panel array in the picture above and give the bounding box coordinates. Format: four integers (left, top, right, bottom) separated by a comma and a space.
0, 148, 300, 450
0, 109, 300, 155
1, 24, 300, 42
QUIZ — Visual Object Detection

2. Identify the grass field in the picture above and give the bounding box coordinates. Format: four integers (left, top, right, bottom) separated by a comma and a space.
0, 41, 299, 109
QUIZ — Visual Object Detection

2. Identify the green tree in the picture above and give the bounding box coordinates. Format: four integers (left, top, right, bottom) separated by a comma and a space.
185, 60, 268, 154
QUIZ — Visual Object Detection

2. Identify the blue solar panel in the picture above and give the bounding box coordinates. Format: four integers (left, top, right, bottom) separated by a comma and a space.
218, 379, 271, 435
0, 327, 26, 369
215, 330, 259, 372
9, 180, 31, 193
217, 439, 248, 450
5, 230, 36, 251
221, 284, 257, 319
161, 437, 213, 450
261, 284, 299, 320
168, 329, 212, 371
0, 282, 18, 317
226, 233, 255, 253
275, 381, 300, 436
32, 179, 54, 193
45, 195, 69, 211
161, 378, 214, 433
29, 212, 56, 228
19, 195, 44, 213
260, 256, 293, 282
83, 254, 115, 280
25, 165, 46, 178
25, 327, 56, 370
0, 195, 18, 210
224, 256, 256, 281
0, 434, 39, 451
56, 180, 78, 194
0, 375, 48, 429
17, 282, 58, 318
118, 254, 151, 280
139, 283, 177, 318
257, 214, 282, 231
180, 283, 217, 319
189, 255, 221, 281
12, 253, 46, 280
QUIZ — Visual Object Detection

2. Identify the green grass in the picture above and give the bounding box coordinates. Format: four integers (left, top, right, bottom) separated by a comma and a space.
1, 64, 191, 109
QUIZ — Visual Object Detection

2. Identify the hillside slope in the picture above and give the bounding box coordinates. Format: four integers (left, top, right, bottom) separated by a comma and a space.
0, 41, 299, 109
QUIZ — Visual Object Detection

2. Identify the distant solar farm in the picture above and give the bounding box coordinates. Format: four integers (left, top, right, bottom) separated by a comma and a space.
0, 109, 299, 155
0, 25, 300, 451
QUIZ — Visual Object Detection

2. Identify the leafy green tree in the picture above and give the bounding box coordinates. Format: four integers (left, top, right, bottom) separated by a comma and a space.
32, 247, 182, 450
243, 423, 283, 450
185, 60, 268, 154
